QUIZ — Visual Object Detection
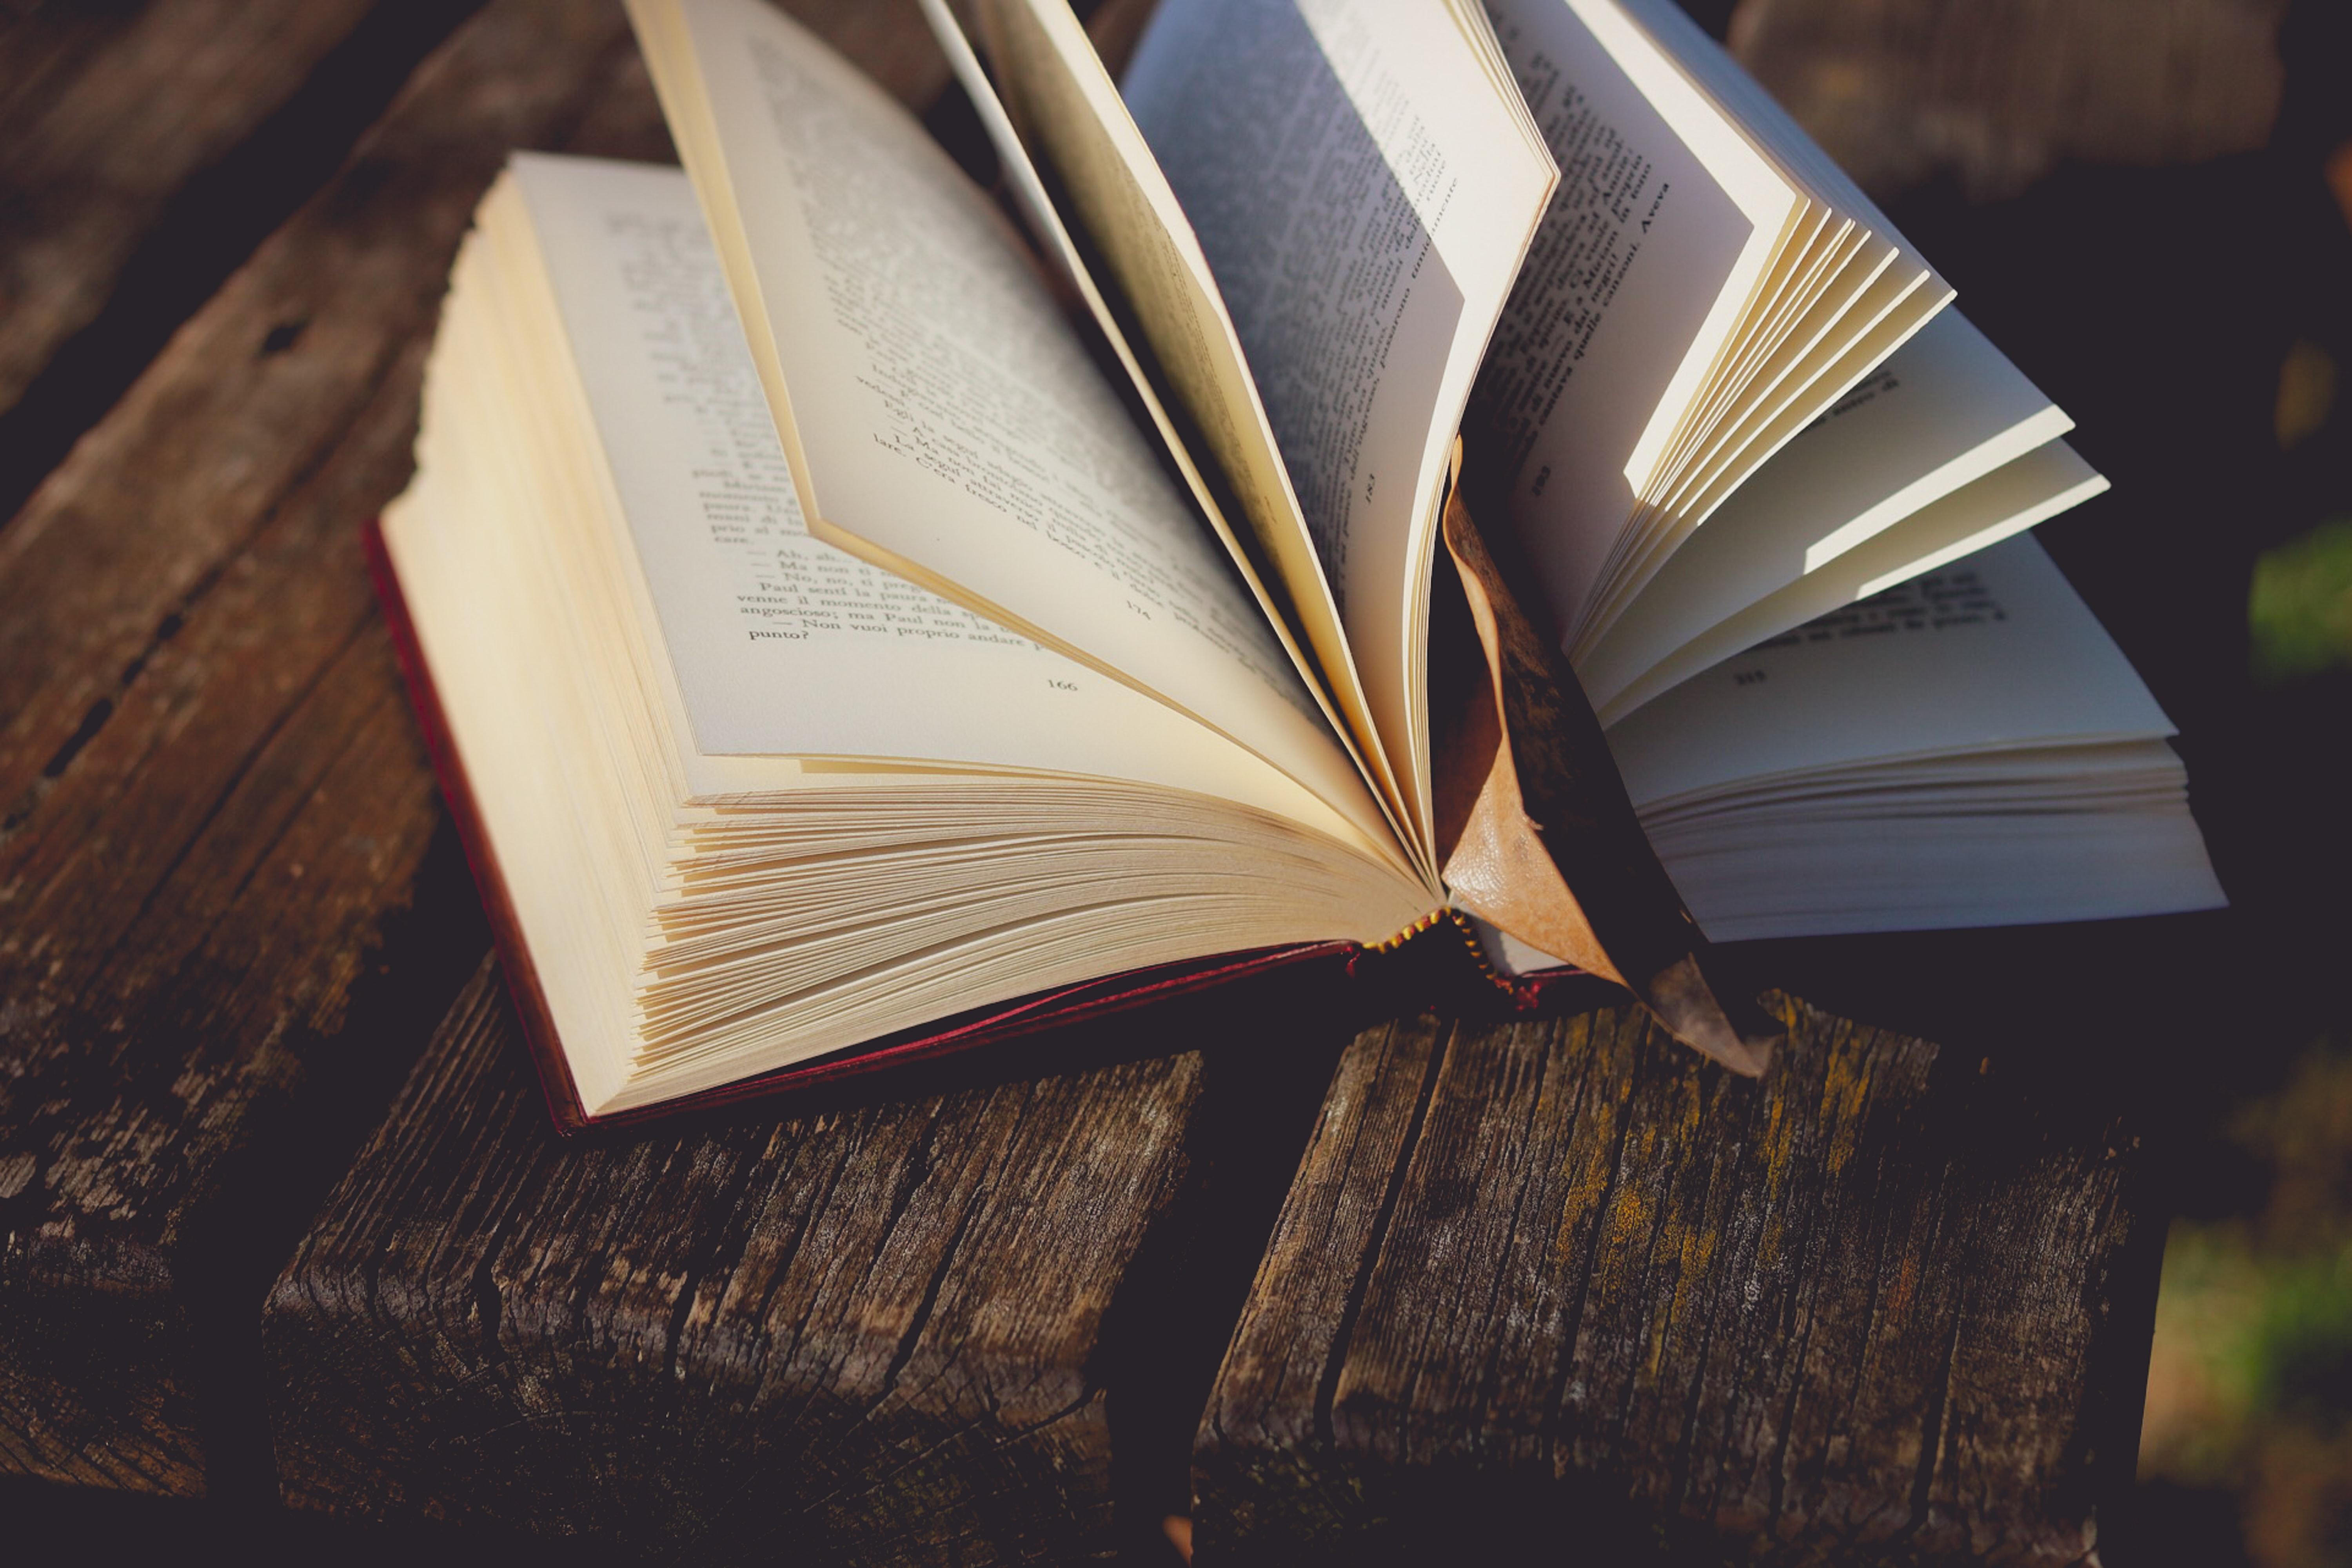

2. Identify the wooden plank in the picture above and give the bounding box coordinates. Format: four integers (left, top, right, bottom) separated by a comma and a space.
0, 0, 952, 528
262, 954, 1312, 1563
0, 0, 696, 1497
1727, 0, 2289, 199
0, 0, 392, 418
1193, 996, 2160, 1563
0, 0, 499, 525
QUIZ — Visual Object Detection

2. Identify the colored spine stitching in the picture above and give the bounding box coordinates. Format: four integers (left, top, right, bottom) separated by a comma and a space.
1442, 907, 1517, 995
1366, 908, 1448, 953
1365, 907, 1524, 1000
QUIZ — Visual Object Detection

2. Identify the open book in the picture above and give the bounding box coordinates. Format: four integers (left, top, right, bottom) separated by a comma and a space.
374, 0, 2221, 1125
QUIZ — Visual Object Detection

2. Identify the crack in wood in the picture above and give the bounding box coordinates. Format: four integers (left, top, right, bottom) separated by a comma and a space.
1312, 1017, 1446, 1454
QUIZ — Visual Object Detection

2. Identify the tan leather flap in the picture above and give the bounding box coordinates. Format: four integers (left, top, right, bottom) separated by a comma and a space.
1431, 449, 1777, 1076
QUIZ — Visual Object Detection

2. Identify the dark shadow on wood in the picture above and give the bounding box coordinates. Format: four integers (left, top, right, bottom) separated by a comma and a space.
0, 1470, 641, 1567
169, 817, 490, 1516
1097, 1011, 1362, 1562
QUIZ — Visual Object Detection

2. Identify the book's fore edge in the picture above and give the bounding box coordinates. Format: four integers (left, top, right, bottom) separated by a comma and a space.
617, 939, 1364, 1130
573, 929, 1593, 1134
363, 516, 594, 1134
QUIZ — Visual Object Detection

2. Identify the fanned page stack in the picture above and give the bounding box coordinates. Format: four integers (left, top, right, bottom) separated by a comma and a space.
375, 0, 2223, 1125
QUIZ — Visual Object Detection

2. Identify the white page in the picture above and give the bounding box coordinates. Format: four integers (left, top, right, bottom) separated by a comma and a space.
1646, 805, 2225, 941
1468, 0, 1792, 641
1613, 0, 1926, 265
1123, 0, 1555, 842
1626, 258, 1946, 568
1606, 535, 2175, 805
645, 0, 1389, 843
1581, 311, 2073, 700
914, 0, 1413, 839
1636, 739, 2190, 823
1595, 442, 2107, 722
511, 154, 1395, 847
1743, 310, 2068, 572
946, 0, 1417, 848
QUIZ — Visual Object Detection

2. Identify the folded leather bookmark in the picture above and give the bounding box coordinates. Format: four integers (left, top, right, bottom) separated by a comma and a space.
1433, 454, 1782, 1076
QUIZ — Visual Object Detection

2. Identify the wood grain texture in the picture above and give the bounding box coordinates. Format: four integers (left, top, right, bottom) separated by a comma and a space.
0, 0, 682, 1495
264, 955, 1215, 1563
0, 2, 509, 532
0, 0, 398, 422
1195, 998, 2158, 1565
1727, 0, 2290, 199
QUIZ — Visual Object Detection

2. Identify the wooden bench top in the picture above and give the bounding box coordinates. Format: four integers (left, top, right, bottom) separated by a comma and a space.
0, 1, 2239, 1559
1195, 999, 2155, 1564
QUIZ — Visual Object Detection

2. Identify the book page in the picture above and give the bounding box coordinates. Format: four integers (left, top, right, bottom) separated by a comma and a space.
1467, 0, 1794, 640
1595, 441, 2108, 722
914, 0, 1403, 836
1580, 310, 2074, 705
944, 0, 1409, 849
1604, 536, 2174, 806
1593, 0, 1946, 496
1615, 0, 1922, 260
1656, 301, 2023, 583
1122, 0, 1555, 846
507, 154, 1400, 856
1639, 768, 2224, 942
633, 0, 1391, 846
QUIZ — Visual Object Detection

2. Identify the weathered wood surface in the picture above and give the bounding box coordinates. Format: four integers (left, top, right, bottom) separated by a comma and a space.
264, 955, 1303, 1563
0, 0, 692, 1496
1727, 0, 2289, 198
0, 0, 389, 420
0, 0, 500, 521
1194, 997, 2158, 1565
